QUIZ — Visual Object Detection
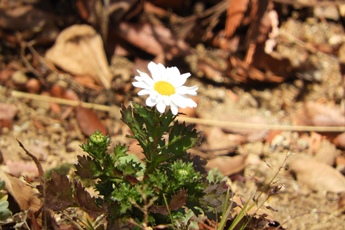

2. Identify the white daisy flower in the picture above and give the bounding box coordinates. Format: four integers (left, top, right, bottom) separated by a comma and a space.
132, 62, 198, 115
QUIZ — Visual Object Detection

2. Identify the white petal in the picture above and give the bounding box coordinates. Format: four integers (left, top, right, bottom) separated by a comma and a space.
163, 96, 171, 106
170, 94, 188, 108
134, 76, 142, 81
171, 72, 190, 87
148, 62, 162, 81
150, 90, 159, 99
146, 96, 157, 107
156, 100, 166, 113
133, 81, 151, 89
176, 85, 198, 95
137, 70, 154, 85
157, 63, 168, 81
170, 103, 178, 115
137, 89, 152, 95
166, 66, 180, 81
171, 94, 197, 108
184, 97, 197, 107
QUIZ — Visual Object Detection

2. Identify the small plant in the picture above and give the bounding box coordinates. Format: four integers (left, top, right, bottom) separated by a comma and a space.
73, 62, 228, 229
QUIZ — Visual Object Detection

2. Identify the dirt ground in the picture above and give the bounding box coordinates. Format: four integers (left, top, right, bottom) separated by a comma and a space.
1, 1, 345, 229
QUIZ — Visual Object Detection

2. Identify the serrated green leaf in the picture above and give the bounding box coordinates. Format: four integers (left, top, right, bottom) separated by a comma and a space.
113, 144, 129, 160
111, 183, 142, 214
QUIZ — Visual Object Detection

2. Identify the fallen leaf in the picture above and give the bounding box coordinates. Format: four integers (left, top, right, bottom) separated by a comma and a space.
301, 102, 345, 127
76, 106, 108, 136
206, 155, 247, 176
0, 169, 41, 213
5, 160, 39, 178
333, 132, 345, 149
288, 155, 345, 193
314, 139, 339, 166
45, 24, 112, 88
74, 74, 102, 90
336, 155, 345, 174
229, 55, 286, 83
221, 115, 269, 142
205, 127, 245, 156
116, 22, 190, 60
225, 0, 249, 38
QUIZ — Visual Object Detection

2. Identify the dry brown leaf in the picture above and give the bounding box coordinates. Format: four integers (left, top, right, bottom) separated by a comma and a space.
0, 169, 41, 212
76, 106, 108, 136
5, 160, 39, 178
251, 44, 292, 79
333, 132, 345, 149
302, 102, 345, 127
206, 127, 246, 156
336, 155, 345, 174
45, 24, 112, 89
225, 0, 249, 38
288, 155, 345, 193
220, 115, 269, 142
314, 139, 339, 166
74, 74, 102, 90
229, 56, 286, 83
245, 0, 273, 45
206, 155, 247, 176
116, 22, 190, 61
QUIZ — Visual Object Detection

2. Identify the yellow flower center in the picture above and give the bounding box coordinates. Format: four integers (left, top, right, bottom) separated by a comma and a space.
154, 81, 175, 96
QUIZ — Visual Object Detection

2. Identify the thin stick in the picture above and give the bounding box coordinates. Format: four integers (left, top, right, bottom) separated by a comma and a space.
12, 90, 113, 112
178, 116, 345, 132
12, 90, 345, 132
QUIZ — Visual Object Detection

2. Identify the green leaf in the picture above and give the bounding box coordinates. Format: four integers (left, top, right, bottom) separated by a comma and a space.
0, 181, 5, 191
162, 121, 200, 161
0, 200, 12, 221
117, 154, 144, 177
110, 183, 142, 214
112, 144, 129, 160
147, 170, 168, 192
